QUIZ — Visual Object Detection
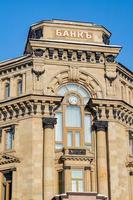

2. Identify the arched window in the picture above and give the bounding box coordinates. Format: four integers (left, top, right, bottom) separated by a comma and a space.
55, 83, 92, 149
17, 79, 22, 96
5, 82, 10, 98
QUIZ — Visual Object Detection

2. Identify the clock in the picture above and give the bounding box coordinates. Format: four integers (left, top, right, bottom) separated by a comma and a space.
69, 96, 78, 105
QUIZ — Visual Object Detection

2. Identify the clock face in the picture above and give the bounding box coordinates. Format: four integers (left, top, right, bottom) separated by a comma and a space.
69, 96, 78, 105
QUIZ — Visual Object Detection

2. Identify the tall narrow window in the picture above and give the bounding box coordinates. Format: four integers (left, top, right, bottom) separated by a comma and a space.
17, 79, 22, 96
5, 82, 10, 98
71, 169, 84, 192
129, 131, 133, 155
2, 171, 12, 200
84, 114, 92, 148
5, 128, 14, 150
55, 112, 63, 149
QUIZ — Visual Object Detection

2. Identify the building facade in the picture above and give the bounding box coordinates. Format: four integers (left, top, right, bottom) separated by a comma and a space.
0, 19, 132, 200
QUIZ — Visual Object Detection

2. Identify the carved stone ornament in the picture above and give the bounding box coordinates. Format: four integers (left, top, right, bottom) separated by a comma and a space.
42, 117, 57, 129
32, 68, 45, 80
94, 121, 108, 132
34, 49, 44, 57
105, 66, 117, 86
102, 33, 110, 45
106, 55, 115, 63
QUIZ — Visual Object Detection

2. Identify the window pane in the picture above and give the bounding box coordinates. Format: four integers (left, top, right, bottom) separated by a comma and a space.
84, 114, 92, 143
66, 83, 78, 92
6, 129, 13, 150
67, 131, 73, 147
18, 80, 22, 95
75, 132, 80, 147
72, 170, 83, 179
66, 106, 81, 127
72, 180, 77, 192
78, 180, 83, 192
58, 86, 68, 96
55, 144, 63, 149
77, 86, 89, 97
129, 139, 133, 155
55, 112, 63, 142
5, 83, 10, 98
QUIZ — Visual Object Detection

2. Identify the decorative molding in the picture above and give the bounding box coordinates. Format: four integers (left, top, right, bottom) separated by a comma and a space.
84, 166, 91, 170
94, 121, 108, 132
34, 49, 45, 57
0, 60, 33, 76
88, 98, 133, 127
129, 171, 133, 175
35, 47, 107, 64
106, 55, 115, 63
31, 68, 45, 80
0, 94, 63, 121
47, 70, 103, 98
0, 153, 20, 165
42, 117, 57, 129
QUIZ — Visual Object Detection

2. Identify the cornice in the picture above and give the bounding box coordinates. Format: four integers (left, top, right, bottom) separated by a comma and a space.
30, 40, 121, 54
61, 148, 94, 162
53, 192, 107, 200
0, 152, 20, 165
0, 57, 33, 77
88, 98, 133, 127
117, 66, 133, 86
0, 55, 32, 69
0, 94, 63, 121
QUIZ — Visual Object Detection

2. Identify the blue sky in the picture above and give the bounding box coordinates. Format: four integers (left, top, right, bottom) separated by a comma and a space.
0, 0, 133, 71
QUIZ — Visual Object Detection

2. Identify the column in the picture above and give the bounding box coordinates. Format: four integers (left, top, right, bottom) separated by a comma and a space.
94, 121, 108, 196
64, 166, 71, 192
84, 167, 91, 192
90, 167, 96, 192
42, 117, 57, 200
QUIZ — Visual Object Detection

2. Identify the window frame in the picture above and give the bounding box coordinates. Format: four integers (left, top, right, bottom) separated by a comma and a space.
71, 168, 84, 192
5, 81, 10, 98
129, 131, 133, 155
2, 171, 12, 200
55, 84, 92, 149
2, 126, 15, 152
17, 79, 23, 96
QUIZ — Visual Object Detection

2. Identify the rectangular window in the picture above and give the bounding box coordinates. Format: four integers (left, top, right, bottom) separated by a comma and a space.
129, 131, 133, 155
71, 169, 84, 192
55, 112, 63, 149
2, 171, 12, 200
67, 131, 73, 147
5, 82, 10, 98
75, 131, 80, 147
5, 127, 14, 150
66, 106, 81, 127
84, 114, 91, 147
55, 112, 63, 142
18, 80, 22, 96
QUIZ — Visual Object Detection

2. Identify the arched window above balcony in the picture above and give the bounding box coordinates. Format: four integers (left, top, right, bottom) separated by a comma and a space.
55, 83, 92, 150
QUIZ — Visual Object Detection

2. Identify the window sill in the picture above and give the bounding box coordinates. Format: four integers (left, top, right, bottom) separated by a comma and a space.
2, 149, 16, 154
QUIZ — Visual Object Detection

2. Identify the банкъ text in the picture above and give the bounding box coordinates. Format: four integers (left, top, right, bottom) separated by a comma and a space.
56, 29, 92, 39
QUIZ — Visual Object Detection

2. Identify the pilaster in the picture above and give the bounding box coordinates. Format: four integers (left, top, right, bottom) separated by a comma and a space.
94, 121, 108, 197
42, 117, 57, 200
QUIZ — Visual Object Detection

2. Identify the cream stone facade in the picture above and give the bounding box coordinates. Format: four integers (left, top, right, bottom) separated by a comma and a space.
0, 19, 132, 200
